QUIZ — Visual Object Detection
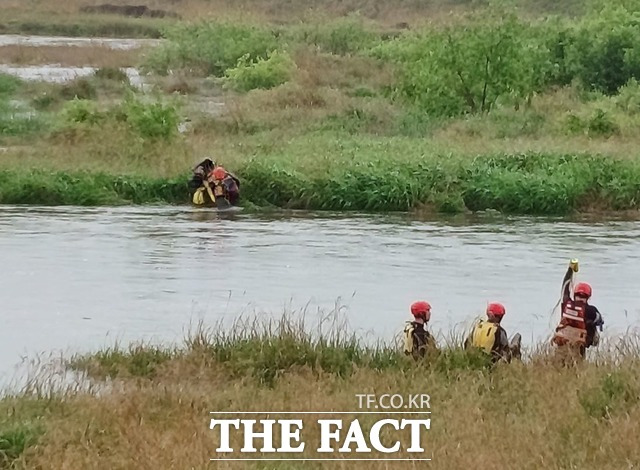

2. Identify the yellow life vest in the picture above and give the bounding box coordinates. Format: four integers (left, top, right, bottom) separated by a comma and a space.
192, 187, 205, 205
471, 320, 498, 354
403, 322, 415, 355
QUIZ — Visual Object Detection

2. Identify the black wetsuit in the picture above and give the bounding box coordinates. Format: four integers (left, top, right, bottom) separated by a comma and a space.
190, 159, 215, 190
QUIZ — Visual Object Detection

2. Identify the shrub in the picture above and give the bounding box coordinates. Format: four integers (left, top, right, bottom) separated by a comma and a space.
0, 73, 22, 98
94, 67, 130, 83
292, 18, 380, 55
224, 51, 295, 92
563, 109, 620, 137
564, 4, 640, 95
145, 22, 279, 76
615, 78, 640, 114
119, 97, 179, 139
587, 109, 619, 136
59, 78, 97, 100
374, 10, 552, 116
61, 99, 103, 125
59, 96, 179, 140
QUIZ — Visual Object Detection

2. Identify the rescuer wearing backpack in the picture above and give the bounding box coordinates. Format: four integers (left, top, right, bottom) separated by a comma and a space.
403, 301, 437, 360
465, 302, 521, 363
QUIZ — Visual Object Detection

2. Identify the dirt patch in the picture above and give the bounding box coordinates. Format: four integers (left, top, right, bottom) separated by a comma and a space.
0, 45, 140, 67
79, 4, 180, 19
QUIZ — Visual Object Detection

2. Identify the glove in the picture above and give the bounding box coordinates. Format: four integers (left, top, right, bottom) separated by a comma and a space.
569, 258, 579, 272
595, 311, 604, 331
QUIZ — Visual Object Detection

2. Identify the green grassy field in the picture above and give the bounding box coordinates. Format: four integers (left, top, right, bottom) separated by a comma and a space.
2, 0, 640, 214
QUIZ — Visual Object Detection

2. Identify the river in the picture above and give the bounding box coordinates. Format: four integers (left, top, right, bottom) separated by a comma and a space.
1, 206, 639, 383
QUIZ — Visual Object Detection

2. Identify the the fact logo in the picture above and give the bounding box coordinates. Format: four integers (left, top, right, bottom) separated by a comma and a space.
209, 394, 431, 462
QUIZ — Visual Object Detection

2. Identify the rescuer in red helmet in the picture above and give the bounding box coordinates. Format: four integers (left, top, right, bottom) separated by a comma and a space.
552, 259, 604, 358
403, 301, 437, 360
465, 302, 520, 363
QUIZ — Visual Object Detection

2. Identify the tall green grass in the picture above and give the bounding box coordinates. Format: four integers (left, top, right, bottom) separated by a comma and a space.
238, 151, 640, 214
2, 152, 640, 213
69, 314, 492, 387
0, 171, 188, 205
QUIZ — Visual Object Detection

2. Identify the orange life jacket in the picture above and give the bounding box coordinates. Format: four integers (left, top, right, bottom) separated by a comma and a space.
553, 299, 587, 347
561, 299, 587, 330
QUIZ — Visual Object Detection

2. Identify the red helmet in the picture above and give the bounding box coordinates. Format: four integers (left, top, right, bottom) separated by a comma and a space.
574, 282, 592, 299
486, 302, 506, 317
212, 167, 227, 180
411, 301, 431, 321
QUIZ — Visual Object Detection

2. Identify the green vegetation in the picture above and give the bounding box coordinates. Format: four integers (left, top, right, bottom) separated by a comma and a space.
145, 23, 279, 76
239, 150, 640, 214
224, 51, 296, 92
0, 170, 186, 205
0, 423, 41, 467
3, 147, 640, 214
4, 2, 640, 214
4, 314, 640, 467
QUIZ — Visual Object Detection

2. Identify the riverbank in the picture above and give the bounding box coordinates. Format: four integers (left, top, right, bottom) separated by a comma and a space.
3, 2, 640, 215
2, 316, 640, 468
2, 150, 640, 214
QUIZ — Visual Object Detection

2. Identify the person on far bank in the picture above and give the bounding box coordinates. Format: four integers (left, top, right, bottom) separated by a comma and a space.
190, 157, 215, 191
210, 166, 240, 205
404, 301, 437, 360
190, 157, 241, 206
465, 302, 521, 363
552, 259, 604, 358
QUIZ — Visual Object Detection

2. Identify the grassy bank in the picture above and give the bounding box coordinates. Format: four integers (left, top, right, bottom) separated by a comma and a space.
0, 170, 187, 205
4, 3, 640, 214
3, 151, 640, 214
2, 316, 640, 468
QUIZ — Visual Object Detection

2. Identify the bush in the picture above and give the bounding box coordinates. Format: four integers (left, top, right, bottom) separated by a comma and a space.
59, 97, 179, 139
564, 4, 640, 95
224, 51, 295, 92
120, 97, 179, 139
292, 18, 380, 55
615, 78, 640, 114
587, 109, 619, 136
59, 78, 97, 100
61, 99, 103, 125
0, 73, 22, 98
374, 10, 552, 116
145, 22, 279, 76
94, 67, 130, 82
563, 109, 620, 137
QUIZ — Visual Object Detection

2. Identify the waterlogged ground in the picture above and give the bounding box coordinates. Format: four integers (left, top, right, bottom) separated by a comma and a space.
0, 34, 160, 49
1, 206, 640, 383
0, 34, 151, 87
0, 64, 146, 87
